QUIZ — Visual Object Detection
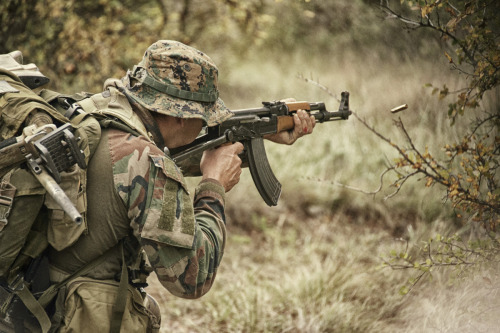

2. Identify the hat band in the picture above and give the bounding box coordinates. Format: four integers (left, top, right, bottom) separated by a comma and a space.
132, 67, 219, 103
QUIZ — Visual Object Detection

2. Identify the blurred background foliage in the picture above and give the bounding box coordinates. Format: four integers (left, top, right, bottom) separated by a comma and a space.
1, 0, 437, 93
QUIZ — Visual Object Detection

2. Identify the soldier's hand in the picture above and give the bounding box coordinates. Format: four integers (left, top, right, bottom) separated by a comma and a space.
200, 142, 244, 192
264, 99, 316, 145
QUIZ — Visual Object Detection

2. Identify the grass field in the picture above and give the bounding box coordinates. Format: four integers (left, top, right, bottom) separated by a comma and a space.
147, 49, 499, 332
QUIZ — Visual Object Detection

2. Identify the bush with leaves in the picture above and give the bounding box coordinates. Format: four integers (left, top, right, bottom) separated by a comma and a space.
1, 0, 430, 93
0, 0, 278, 92
373, 0, 500, 293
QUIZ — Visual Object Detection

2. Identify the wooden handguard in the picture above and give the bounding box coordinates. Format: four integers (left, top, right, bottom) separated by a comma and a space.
285, 101, 311, 111
276, 101, 311, 132
276, 116, 295, 132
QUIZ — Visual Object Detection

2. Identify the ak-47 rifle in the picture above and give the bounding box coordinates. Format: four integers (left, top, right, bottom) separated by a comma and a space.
171, 92, 352, 206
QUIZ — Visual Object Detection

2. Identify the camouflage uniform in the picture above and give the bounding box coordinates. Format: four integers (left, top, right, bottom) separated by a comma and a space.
47, 41, 234, 330
49, 122, 227, 297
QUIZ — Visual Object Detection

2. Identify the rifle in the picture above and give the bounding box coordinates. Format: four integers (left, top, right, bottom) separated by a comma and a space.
0, 50, 85, 225
0, 123, 87, 225
171, 91, 352, 206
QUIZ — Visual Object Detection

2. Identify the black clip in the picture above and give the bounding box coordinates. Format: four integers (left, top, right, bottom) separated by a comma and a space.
63, 100, 84, 120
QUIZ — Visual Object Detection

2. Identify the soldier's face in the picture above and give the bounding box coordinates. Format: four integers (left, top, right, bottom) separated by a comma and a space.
156, 114, 204, 149
179, 118, 204, 146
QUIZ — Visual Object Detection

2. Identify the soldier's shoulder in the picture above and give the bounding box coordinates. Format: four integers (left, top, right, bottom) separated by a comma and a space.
149, 153, 185, 188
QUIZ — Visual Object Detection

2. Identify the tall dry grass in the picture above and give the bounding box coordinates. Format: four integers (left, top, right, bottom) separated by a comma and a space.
221, 48, 462, 223
148, 49, 498, 332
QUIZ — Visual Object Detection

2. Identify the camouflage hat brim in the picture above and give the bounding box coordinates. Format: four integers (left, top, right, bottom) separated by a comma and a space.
125, 82, 233, 127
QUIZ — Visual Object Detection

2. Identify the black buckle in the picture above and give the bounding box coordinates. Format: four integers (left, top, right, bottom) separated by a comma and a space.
63, 102, 84, 120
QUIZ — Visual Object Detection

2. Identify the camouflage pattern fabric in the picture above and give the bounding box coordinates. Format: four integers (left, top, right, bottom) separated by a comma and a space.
46, 83, 227, 299
122, 40, 233, 127
109, 129, 227, 298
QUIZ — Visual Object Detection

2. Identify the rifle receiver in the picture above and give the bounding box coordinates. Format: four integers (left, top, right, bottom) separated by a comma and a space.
172, 92, 353, 206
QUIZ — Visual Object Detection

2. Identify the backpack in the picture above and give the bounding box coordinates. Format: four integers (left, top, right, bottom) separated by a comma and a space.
0, 52, 103, 332
0, 51, 158, 333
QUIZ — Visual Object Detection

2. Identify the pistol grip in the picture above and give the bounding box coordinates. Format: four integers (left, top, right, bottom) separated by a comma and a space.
244, 138, 281, 206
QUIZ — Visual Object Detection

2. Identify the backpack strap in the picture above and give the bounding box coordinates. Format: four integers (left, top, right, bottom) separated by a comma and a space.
38, 89, 91, 117
40, 240, 129, 332
5, 277, 52, 333
1, 240, 125, 333
76, 88, 155, 142
110, 241, 129, 333
38, 240, 125, 309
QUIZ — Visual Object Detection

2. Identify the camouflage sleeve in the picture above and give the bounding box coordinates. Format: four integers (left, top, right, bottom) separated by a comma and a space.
109, 130, 227, 298
142, 179, 227, 299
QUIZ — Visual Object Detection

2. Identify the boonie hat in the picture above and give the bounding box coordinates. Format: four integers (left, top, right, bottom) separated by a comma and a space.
123, 40, 233, 126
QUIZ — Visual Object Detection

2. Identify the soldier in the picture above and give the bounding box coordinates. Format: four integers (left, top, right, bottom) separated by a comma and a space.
7, 40, 316, 332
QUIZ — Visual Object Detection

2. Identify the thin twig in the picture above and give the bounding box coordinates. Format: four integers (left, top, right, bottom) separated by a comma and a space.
297, 73, 339, 102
